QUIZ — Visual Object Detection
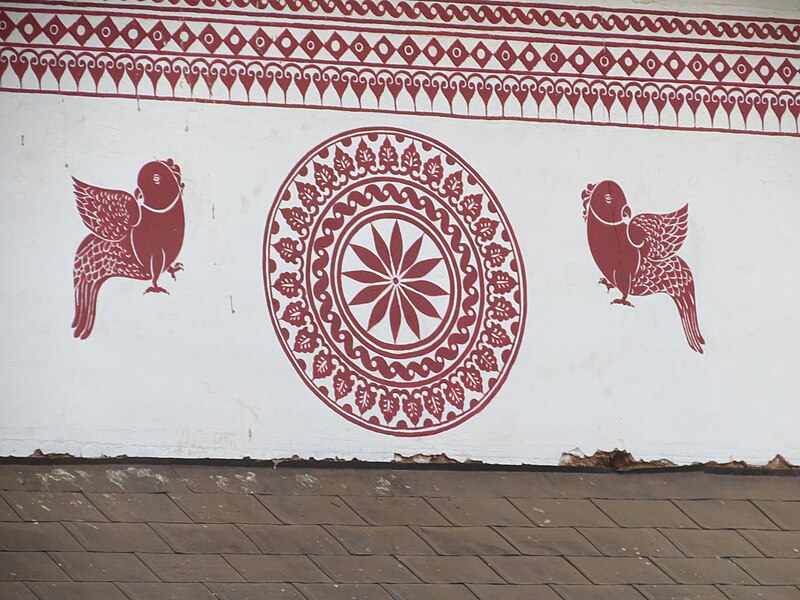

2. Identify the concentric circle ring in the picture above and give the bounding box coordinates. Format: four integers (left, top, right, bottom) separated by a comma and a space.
263, 128, 526, 436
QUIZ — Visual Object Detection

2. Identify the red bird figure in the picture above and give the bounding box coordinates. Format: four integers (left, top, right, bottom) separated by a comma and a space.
71, 159, 185, 339
582, 180, 705, 354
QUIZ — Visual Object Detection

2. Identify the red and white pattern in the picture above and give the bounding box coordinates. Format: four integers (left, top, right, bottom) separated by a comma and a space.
264, 128, 526, 435
0, 1, 797, 135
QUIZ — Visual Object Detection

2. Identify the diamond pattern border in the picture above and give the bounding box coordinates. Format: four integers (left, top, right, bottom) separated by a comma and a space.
0, 3, 798, 136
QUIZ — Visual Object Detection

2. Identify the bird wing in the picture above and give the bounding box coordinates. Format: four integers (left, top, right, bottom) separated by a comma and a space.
633, 256, 705, 353
72, 234, 148, 339
73, 178, 140, 242
628, 204, 689, 262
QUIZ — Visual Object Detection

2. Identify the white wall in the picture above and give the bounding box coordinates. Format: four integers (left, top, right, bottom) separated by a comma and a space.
1, 93, 798, 465
1, 0, 799, 464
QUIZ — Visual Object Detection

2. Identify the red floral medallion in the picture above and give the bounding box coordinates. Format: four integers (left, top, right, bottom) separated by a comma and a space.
264, 128, 526, 435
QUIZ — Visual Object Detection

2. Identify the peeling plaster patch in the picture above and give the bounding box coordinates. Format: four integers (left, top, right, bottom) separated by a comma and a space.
560, 448, 677, 471
295, 473, 319, 488
557, 448, 798, 471
393, 453, 478, 464
106, 467, 168, 489
29, 450, 76, 459
765, 454, 797, 469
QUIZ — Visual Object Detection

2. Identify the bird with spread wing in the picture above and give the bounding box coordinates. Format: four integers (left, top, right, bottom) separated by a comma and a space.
71, 159, 185, 339
582, 180, 705, 354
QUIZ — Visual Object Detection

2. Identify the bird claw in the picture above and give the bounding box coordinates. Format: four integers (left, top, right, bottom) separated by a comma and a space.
144, 286, 170, 295
611, 298, 634, 308
167, 263, 184, 281
598, 278, 614, 293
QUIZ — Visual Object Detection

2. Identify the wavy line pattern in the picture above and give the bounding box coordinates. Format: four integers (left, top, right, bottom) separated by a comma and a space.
0, 4, 797, 135
136, 0, 800, 43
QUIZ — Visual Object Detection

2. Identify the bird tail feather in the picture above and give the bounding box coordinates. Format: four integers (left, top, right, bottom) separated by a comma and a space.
72, 277, 106, 340
672, 288, 705, 354
72, 236, 110, 340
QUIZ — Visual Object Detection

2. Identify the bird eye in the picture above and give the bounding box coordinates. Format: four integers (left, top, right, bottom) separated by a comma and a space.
604, 194, 612, 203
153, 174, 160, 184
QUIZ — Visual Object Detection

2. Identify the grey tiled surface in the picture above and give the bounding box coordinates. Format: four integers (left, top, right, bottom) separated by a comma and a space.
0, 462, 798, 599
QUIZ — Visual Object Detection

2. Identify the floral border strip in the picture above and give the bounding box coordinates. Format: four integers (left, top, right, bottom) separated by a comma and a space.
0, 2, 798, 135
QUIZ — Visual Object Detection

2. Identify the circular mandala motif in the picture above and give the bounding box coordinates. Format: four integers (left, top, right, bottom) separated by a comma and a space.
263, 128, 526, 436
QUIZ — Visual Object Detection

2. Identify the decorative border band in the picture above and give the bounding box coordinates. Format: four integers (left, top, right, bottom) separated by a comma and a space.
0, 2, 798, 135
29, 1, 800, 44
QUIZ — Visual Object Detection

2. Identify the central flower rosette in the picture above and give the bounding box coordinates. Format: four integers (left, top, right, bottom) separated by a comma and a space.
343, 220, 449, 345
336, 210, 460, 354
313, 181, 477, 383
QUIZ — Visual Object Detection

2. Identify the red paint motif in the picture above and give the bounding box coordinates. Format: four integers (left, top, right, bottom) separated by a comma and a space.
264, 128, 526, 435
0, 5, 797, 136
583, 181, 705, 354
71, 160, 185, 339
343, 222, 449, 343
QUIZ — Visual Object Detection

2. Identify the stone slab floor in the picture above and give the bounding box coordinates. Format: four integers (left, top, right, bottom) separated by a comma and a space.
0, 462, 799, 599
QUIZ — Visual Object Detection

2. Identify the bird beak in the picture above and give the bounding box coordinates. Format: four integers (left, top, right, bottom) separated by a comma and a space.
621, 205, 632, 223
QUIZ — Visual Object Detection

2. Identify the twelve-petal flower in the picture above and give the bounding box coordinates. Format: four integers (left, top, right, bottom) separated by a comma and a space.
344, 222, 448, 342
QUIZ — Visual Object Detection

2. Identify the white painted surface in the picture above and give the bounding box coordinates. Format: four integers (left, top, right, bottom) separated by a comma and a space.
0, 92, 798, 465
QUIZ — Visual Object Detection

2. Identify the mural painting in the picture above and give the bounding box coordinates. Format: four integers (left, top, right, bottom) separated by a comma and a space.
264, 128, 526, 435
583, 181, 704, 353
71, 160, 185, 339
0, 0, 797, 463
